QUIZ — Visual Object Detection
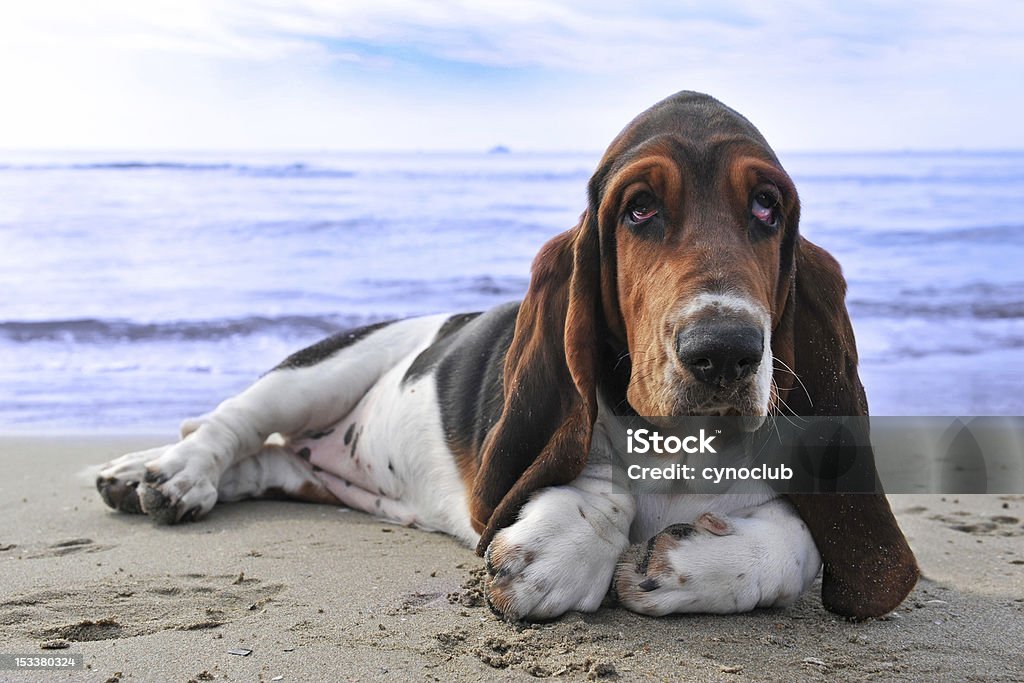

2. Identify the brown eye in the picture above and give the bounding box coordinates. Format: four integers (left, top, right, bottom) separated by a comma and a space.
627, 193, 658, 224
751, 190, 779, 227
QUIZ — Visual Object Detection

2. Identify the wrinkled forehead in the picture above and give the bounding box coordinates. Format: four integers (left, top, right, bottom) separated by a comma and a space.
591, 93, 783, 199
610, 92, 776, 158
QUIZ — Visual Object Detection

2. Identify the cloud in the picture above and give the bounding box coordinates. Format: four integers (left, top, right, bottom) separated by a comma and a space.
1, 1, 1022, 150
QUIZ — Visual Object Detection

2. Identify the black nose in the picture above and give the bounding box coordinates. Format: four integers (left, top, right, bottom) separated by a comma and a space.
677, 322, 763, 387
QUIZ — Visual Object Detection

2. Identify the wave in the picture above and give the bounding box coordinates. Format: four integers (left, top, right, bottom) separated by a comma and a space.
849, 281, 1024, 320
850, 300, 1024, 320
868, 224, 1024, 245
388, 170, 589, 182
0, 161, 591, 181
795, 172, 1024, 185
0, 314, 388, 344
357, 274, 528, 296
0, 161, 356, 178
4, 276, 1020, 346
12, 164, 1021, 184
7, 299, 1018, 348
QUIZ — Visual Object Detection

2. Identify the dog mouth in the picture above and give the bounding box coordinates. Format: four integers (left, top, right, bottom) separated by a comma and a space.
630, 405, 765, 436
690, 405, 742, 417
624, 361, 767, 421
628, 398, 757, 426
677, 383, 764, 417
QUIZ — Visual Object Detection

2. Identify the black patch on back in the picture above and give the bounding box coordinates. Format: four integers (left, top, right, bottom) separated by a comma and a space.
274, 320, 396, 370
343, 424, 355, 445
401, 312, 483, 385
432, 302, 520, 461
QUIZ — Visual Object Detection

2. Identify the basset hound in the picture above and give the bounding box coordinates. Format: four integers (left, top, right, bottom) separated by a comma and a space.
96, 91, 919, 621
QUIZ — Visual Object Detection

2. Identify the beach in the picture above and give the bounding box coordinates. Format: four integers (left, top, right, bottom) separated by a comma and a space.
1, 436, 1021, 682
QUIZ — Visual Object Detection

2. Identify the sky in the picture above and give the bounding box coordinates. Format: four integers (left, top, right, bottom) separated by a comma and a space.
1, 0, 1022, 152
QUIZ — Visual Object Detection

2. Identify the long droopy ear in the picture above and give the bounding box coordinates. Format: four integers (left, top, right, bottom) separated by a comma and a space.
471, 213, 602, 555
781, 237, 919, 619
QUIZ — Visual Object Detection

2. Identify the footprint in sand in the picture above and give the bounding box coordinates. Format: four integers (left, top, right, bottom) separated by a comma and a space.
930, 513, 1024, 537
22, 538, 112, 559
0, 573, 284, 643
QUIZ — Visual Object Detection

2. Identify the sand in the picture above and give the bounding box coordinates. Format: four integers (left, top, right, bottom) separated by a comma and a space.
0, 436, 1021, 682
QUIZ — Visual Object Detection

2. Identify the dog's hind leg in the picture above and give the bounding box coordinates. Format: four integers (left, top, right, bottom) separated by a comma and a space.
215, 445, 340, 505
96, 315, 448, 524
217, 446, 421, 526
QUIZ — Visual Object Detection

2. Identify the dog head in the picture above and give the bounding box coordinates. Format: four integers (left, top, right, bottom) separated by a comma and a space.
472, 91, 915, 619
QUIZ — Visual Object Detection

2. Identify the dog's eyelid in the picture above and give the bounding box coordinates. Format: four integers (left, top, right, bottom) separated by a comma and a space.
628, 192, 654, 208
751, 168, 794, 203
751, 180, 781, 200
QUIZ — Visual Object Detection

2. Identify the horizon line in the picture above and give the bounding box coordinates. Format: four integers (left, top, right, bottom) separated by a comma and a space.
2, 146, 1024, 157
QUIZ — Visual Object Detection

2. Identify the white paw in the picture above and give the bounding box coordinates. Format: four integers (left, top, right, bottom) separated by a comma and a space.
96, 446, 168, 515
613, 512, 819, 616
97, 442, 219, 524
484, 489, 630, 621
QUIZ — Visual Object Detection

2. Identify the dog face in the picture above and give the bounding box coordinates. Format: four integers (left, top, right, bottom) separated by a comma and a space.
591, 93, 800, 419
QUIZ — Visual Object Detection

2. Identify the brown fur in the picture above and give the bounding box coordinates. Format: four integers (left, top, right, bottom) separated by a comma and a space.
261, 482, 341, 506
469, 229, 600, 535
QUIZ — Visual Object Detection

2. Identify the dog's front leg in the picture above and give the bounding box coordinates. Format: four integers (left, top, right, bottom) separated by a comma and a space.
612, 497, 821, 616
484, 459, 634, 621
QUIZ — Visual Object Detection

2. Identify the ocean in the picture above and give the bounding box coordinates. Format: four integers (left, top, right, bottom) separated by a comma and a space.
1, 150, 1022, 432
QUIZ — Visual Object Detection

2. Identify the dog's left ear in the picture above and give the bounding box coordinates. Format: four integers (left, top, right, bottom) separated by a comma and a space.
471, 211, 603, 555
776, 238, 920, 619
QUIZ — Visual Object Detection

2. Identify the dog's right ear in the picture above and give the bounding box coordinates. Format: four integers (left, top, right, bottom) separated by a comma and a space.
781, 238, 919, 620
470, 211, 603, 556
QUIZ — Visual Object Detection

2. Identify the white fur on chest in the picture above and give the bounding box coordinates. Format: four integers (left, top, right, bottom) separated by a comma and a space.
590, 399, 778, 543
630, 491, 777, 542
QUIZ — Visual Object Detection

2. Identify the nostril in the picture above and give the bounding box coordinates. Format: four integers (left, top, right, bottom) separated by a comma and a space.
677, 322, 763, 386
735, 356, 759, 380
